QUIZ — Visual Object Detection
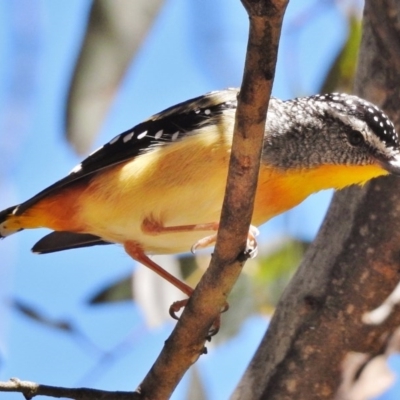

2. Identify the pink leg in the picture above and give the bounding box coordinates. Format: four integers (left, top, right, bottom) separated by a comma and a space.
124, 241, 193, 297
142, 217, 219, 235
124, 241, 228, 336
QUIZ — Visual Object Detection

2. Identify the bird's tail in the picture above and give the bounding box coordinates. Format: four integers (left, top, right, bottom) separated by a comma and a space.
0, 205, 23, 238
0, 204, 110, 253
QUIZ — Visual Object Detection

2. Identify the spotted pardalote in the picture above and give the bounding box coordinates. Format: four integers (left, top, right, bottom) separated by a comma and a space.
1, 88, 399, 303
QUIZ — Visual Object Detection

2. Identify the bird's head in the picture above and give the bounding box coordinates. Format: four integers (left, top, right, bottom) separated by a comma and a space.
264, 93, 400, 184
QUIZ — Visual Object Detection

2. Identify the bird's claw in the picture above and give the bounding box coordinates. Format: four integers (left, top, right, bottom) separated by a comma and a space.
191, 224, 260, 257
169, 299, 189, 320
191, 233, 217, 254
206, 302, 230, 338
169, 299, 230, 338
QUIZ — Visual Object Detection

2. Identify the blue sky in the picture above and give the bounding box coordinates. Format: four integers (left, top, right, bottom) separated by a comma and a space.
1, 1, 398, 399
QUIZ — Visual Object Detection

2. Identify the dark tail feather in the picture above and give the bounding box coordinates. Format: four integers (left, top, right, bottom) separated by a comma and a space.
0, 205, 20, 238
32, 231, 112, 254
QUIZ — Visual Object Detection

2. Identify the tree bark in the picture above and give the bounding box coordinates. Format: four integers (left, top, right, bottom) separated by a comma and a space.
233, 0, 400, 399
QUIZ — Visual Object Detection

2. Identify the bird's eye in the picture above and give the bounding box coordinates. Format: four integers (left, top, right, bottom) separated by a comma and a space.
347, 130, 364, 146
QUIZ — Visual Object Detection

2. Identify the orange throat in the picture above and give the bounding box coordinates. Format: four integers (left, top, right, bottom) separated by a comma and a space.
252, 163, 389, 225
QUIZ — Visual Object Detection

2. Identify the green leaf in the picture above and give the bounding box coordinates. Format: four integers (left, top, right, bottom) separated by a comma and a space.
88, 274, 132, 304
178, 254, 200, 280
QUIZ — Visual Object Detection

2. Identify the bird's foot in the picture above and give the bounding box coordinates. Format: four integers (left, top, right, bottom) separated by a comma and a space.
169, 299, 229, 337
191, 233, 218, 253
191, 224, 260, 257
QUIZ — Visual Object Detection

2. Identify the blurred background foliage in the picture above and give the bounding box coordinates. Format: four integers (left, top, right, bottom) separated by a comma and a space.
2, 1, 399, 399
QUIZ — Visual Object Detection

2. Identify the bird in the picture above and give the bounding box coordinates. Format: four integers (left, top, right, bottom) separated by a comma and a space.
1, 88, 400, 316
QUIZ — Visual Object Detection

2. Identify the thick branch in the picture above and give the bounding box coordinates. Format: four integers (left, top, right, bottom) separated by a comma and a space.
233, 1, 400, 399
137, 1, 289, 399
0, 378, 139, 400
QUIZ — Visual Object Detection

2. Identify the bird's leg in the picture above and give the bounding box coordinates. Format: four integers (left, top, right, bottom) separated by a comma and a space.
124, 241, 193, 297
124, 240, 227, 336
141, 218, 219, 235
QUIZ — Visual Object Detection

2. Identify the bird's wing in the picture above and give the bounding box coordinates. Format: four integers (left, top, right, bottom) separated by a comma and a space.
16, 89, 238, 215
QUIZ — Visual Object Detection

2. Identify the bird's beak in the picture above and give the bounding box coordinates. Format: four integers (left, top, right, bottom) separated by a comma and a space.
379, 154, 400, 175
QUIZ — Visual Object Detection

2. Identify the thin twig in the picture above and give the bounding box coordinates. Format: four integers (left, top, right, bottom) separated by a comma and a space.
0, 378, 139, 400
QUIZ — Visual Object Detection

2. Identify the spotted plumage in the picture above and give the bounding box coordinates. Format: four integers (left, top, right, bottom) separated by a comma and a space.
310, 93, 398, 148
262, 92, 400, 170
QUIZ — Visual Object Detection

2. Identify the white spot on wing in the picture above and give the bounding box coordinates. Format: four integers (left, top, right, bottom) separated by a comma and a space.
69, 164, 82, 174
137, 130, 148, 140
109, 135, 120, 144
171, 131, 179, 141
123, 132, 134, 143
155, 130, 163, 139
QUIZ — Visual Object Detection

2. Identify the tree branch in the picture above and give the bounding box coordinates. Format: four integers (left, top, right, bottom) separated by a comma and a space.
137, 1, 289, 399
233, 1, 400, 399
0, 378, 140, 400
